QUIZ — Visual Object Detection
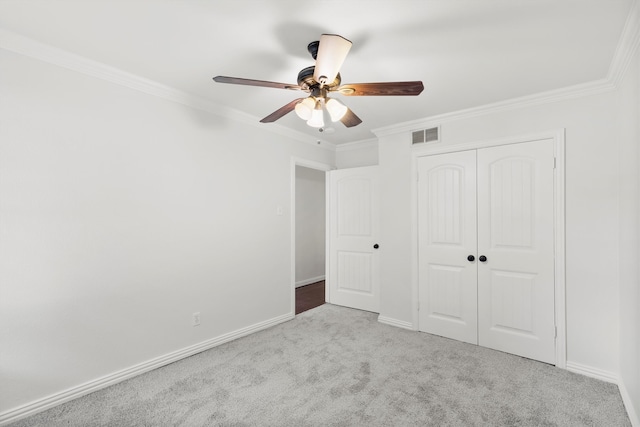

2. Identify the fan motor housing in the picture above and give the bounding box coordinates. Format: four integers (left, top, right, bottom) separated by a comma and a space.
297, 66, 341, 91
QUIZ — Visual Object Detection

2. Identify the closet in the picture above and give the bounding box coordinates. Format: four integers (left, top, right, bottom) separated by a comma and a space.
417, 140, 556, 364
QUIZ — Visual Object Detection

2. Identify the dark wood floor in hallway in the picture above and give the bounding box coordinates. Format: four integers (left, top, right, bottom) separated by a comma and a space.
295, 280, 325, 314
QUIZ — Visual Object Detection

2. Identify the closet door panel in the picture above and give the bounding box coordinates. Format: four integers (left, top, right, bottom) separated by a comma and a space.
476, 140, 555, 364
418, 151, 478, 344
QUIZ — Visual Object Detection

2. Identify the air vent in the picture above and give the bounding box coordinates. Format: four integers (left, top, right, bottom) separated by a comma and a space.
412, 130, 425, 144
411, 126, 440, 145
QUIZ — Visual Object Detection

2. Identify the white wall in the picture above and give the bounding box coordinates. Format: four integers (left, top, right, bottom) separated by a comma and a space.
335, 140, 379, 169
0, 49, 334, 415
295, 166, 325, 287
378, 89, 625, 376
616, 10, 640, 422
378, 137, 414, 322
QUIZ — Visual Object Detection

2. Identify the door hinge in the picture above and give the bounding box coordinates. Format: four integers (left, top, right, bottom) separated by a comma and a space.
417, 301, 420, 311
554, 326, 558, 338
553, 158, 557, 169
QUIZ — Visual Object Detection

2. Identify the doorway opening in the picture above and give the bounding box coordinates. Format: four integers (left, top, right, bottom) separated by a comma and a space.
295, 280, 325, 314
291, 159, 331, 315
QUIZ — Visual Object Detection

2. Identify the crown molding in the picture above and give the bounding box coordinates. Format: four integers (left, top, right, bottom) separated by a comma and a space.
3, 0, 638, 149
372, 78, 614, 138
608, 0, 640, 87
0, 28, 332, 151
374, 0, 639, 139
335, 138, 378, 152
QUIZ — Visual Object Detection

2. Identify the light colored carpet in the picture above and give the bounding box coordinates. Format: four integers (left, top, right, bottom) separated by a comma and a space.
9, 304, 631, 426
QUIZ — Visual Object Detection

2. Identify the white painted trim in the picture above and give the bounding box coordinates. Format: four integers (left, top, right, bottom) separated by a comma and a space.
553, 130, 567, 369
335, 138, 378, 152
410, 143, 420, 332
565, 361, 619, 384
290, 158, 333, 317
0, 28, 332, 151
411, 129, 567, 368
564, 360, 638, 426
325, 175, 332, 305
0, 312, 293, 426
295, 275, 325, 288
411, 130, 563, 157
378, 315, 415, 331
619, 379, 640, 427
608, 0, 640, 88
373, 80, 613, 138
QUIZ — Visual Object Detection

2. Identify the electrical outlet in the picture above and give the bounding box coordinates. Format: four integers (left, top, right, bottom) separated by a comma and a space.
192, 312, 201, 326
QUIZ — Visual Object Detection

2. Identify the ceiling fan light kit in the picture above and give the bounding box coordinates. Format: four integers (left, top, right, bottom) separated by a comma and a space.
213, 33, 424, 130
294, 97, 315, 120
306, 102, 325, 128
325, 98, 348, 122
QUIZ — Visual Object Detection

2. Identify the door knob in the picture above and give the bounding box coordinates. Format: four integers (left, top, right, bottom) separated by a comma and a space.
467, 255, 475, 262
373, 244, 379, 249
479, 255, 487, 262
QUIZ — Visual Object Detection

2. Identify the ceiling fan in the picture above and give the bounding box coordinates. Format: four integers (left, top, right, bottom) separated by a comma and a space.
213, 34, 424, 129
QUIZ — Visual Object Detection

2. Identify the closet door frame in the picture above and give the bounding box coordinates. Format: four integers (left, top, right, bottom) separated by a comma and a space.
410, 129, 566, 368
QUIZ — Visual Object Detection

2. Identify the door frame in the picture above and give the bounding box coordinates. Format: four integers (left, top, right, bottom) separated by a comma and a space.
411, 129, 566, 368
290, 157, 333, 316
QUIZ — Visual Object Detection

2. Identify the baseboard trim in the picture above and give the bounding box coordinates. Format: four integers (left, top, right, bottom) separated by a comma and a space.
0, 312, 294, 426
565, 361, 640, 425
295, 276, 325, 288
565, 361, 619, 384
619, 379, 640, 427
378, 315, 415, 331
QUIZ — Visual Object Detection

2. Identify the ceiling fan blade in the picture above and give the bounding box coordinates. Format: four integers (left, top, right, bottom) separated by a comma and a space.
260, 98, 305, 123
213, 76, 301, 91
336, 81, 424, 96
340, 108, 362, 128
313, 34, 352, 85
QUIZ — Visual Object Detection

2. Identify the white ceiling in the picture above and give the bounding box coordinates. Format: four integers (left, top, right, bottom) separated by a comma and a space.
0, 0, 634, 144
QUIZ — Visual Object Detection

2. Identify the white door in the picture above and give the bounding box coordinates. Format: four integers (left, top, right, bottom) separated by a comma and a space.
327, 166, 380, 312
417, 151, 478, 344
477, 140, 556, 363
418, 140, 556, 364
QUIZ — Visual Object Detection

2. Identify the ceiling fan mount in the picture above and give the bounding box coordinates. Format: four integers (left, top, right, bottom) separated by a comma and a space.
307, 40, 320, 60
213, 34, 424, 129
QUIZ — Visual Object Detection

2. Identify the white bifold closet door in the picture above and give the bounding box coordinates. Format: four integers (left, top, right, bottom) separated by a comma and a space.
418, 150, 479, 344
418, 140, 556, 364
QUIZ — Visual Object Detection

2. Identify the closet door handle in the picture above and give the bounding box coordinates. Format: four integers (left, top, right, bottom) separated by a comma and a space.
373, 244, 379, 249
479, 255, 487, 262
467, 255, 475, 262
